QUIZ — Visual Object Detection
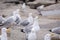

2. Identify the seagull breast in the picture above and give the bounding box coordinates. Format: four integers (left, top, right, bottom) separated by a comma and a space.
32, 16, 40, 32
28, 26, 37, 40
1, 28, 7, 40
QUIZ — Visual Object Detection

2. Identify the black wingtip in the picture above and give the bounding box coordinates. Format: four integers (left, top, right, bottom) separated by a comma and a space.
49, 30, 52, 32
21, 29, 25, 33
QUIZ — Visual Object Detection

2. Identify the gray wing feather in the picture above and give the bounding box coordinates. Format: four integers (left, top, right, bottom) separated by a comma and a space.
15, 16, 20, 24
1, 17, 14, 27
23, 26, 32, 33
52, 27, 60, 34
20, 20, 29, 26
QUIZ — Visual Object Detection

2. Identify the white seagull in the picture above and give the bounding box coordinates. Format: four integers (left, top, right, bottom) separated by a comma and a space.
0, 9, 21, 28
22, 3, 26, 10
32, 16, 40, 32
21, 16, 40, 40
0, 28, 7, 40
12, 9, 22, 25
27, 27, 37, 40
37, 5, 44, 15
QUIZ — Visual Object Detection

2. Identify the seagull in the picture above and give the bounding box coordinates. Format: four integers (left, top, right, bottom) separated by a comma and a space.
21, 3, 26, 13
0, 9, 21, 28
49, 27, 60, 34
32, 16, 40, 32
0, 15, 15, 28
27, 27, 37, 40
1, 28, 7, 40
21, 16, 40, 40
12, 9, 22, 25
20, 13, 33, 26
21, 16, 40, 33
0, 14, 15, 28
21, 23, 37, 40
37, 5, 44, 15
22, 3, 26, 10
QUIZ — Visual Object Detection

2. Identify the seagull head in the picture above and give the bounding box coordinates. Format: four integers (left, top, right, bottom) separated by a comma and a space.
2, 28, 7, 33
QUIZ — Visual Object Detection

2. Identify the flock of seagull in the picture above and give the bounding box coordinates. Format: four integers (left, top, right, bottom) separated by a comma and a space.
0, 3, 60, 40
0, 3, 40, 40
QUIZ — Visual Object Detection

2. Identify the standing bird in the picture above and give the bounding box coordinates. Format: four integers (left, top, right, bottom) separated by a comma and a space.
21, 16, 40, 40
27, 27, 37, 40
21, 3, 26, 13
49, 27, 60, 34
2, 16, 16, 27
0, 9, 21, 28
21, 24, 37, 40
12, 9, 22, 25
1, 28, 7, 40
20, 13, 34, 26
32, 16, 40, 32
37, 5, 44, 15
26, 16, 40, 40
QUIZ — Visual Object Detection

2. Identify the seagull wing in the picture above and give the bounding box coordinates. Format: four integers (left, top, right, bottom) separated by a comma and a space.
20, 20, 29, 26
52, 27, 60, 34
1, 16, 15, 27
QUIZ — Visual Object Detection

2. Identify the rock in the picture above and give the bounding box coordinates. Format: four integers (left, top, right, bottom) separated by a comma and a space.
27, 0, 55, 9
2, 0, 19, 2
43, 3, 60, 11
